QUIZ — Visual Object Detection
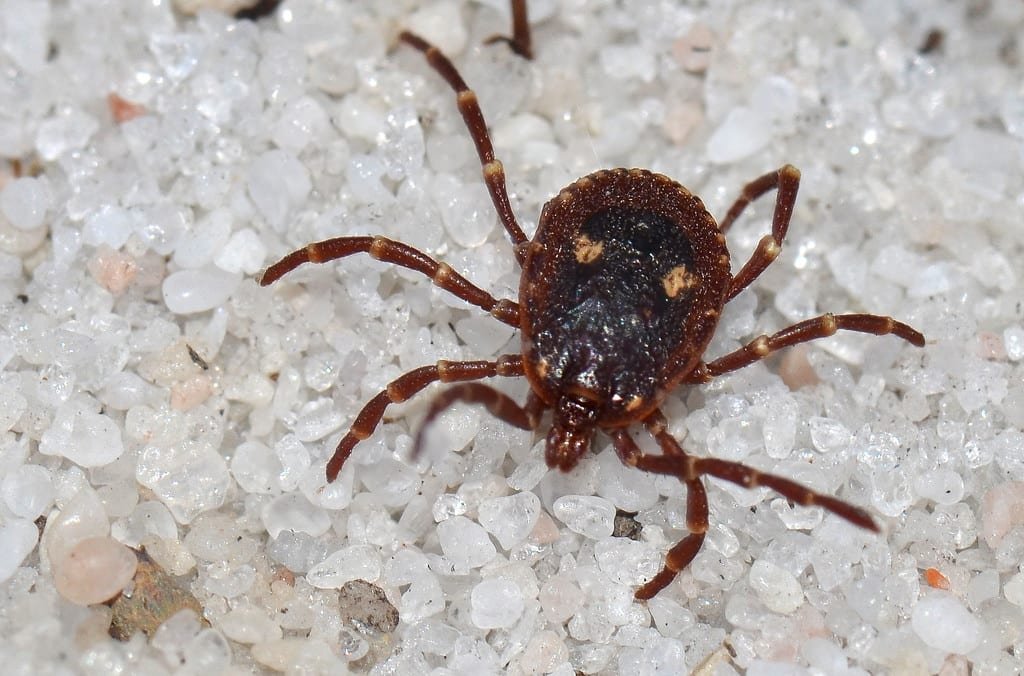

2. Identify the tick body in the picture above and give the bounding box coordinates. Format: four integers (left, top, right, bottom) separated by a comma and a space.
523, 169, 730, 471
260, 2, 925, 600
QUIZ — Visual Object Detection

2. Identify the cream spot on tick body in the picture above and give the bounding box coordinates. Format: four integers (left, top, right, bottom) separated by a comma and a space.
575, 234, 604, 264
662, 265, 698, 298
625, 396, 644, 412
536, 358, 550, 379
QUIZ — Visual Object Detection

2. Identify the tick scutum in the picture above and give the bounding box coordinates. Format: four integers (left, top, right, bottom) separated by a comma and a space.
521, 169, 731, 426
531, 207, 695, 413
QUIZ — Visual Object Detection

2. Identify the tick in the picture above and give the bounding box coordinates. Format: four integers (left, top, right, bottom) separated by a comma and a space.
260, 2, 925, 600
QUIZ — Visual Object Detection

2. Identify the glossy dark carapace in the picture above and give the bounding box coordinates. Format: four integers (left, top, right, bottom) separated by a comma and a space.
521, 169, 731, 471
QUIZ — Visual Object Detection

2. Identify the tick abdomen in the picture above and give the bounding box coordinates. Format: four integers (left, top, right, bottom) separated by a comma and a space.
521, 170, 732, 424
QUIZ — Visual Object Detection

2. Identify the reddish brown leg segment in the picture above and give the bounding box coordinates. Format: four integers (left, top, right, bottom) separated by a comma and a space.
640, 424, 878, 531
638, 422, 709, 598
399, 32, 529, 260
483, 0, 533, 59
634, 481, 707, 600
694, 457, 877, 531
612, 408, 879, 599
412, 382, 542, 460
687, 312, 926, 384
524, 390, 546, 428
259, 236, 520, 327
610, 427, 709, 600
326, 355, 524, 481
722, 165, 801, 301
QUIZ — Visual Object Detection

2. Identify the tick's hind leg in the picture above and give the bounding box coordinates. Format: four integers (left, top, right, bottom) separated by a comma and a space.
636, 425, 878, 532
399, 32, 529, 261
635, 476, 708, 600
686, 312, 926, 383
694, 457, 877, 531
325, 355, 524, 481
609, 426, 709, 600
260, 236, 519, 327
612, 408, 878, 599
721, 165, 801, 301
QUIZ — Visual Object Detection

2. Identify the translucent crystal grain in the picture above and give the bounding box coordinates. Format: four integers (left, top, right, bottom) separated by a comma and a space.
437, 516, 496, 569
54, 536, 137, 606
911, 592, 983, 654
162, 267, 242, 315
0, 518, 38, 583
261, 492, 331, 539
136, 440, 230, 524
594, 537, 661, 587
478, 492, 541, 550
307, 544, 381, 589
552, 495, 616, 539
2, 464, 54, 519
749, 559, 804, 613
471, 577, 525, 629
39, 398, 124, 467
0, 177, 51, 230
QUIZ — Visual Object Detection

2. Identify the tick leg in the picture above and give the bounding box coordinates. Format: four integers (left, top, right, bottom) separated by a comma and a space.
614, 409, 879, 599
609, 428, 708, 600
722, 165, 801, 301
686, 312, 925, 383
483, 0, 533, 59
645, 416, 876, 531
325, 355, 524, 482
524, 390, 547, 427
411, 383, 543, 460
260, 235, 520, 327
399, 32, 530, 261
635, 479, 707, 600
693, 456, 877, 531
